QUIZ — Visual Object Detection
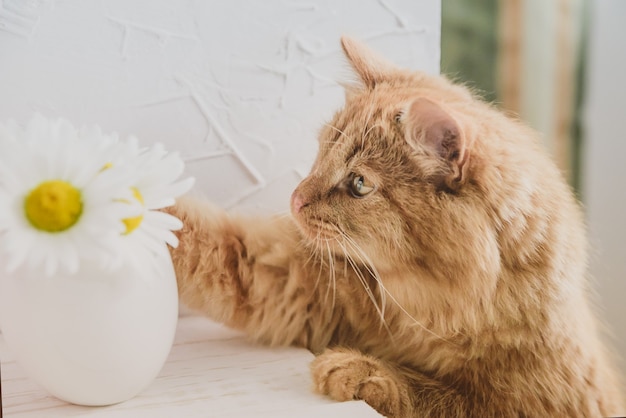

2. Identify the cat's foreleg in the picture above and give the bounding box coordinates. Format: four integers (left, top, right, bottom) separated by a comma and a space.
166, 196, 330, 347
311, 347, 412, 417
311, 347, 471, 418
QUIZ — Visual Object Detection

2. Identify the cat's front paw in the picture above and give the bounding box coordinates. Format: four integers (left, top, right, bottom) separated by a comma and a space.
310, 347, 408, 417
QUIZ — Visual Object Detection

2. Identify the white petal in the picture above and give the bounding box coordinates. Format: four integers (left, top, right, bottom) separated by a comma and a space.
144, 210, 183, 230
141, 177, 195, 209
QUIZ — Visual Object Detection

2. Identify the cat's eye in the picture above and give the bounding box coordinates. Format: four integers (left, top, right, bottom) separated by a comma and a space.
350, 175, 375, 197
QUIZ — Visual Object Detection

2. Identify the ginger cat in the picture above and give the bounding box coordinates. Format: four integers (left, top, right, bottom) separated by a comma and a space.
167, 37, 625, 417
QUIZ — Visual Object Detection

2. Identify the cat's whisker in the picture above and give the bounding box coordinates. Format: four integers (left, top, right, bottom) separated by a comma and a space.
338, 235, 388, 329
312, 229, 325, 292
325, 240, 337, 314
336, 239, 392, 338
340, 234, 386, 319
341, 233, 458, 346
323, 240, 332, 304
382, 288, 460, 346
301, 235, 318, 269
302, 226, 324, 293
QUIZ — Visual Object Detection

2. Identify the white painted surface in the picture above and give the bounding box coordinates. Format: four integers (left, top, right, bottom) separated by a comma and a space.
0, 0, 441, 214
583, 0, 626, 380
1, 316, 382, 417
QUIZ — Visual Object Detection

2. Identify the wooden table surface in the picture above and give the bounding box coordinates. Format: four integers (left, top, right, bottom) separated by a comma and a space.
0, 316, 380, 417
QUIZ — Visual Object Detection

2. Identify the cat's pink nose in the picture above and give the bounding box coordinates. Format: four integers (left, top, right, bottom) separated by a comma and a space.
291, 191, 307, 214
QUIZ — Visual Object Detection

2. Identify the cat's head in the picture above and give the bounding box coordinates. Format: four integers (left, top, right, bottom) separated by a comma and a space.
290, 36, 567, 282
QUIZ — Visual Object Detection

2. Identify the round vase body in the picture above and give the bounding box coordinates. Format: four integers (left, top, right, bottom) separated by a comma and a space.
0, 249, 178, 406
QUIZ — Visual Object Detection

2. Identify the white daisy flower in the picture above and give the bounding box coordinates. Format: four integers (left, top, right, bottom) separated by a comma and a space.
103, 138, 195, 261
0, 115, 141, 276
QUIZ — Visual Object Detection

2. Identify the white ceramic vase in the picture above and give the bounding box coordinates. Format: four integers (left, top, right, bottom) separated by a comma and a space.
0, 247, 178, 406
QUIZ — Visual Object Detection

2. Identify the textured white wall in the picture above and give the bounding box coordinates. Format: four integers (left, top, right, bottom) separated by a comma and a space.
0, 0, 441, 214
583, 0, 626, 378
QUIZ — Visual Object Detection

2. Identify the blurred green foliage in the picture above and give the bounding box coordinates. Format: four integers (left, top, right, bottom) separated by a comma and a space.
441, 0, 499, 102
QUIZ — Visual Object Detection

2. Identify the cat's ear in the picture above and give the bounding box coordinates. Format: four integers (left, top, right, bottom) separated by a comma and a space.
403, 98, 470, 189
341, 36, 396, 89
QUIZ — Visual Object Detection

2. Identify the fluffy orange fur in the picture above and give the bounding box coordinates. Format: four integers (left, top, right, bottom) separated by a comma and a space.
167, 37, 625, 417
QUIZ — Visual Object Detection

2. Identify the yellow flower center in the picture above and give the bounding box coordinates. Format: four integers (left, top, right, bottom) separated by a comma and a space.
100, 163, 144, 235
122, 187, 144, 235
24, 180, 83, 232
